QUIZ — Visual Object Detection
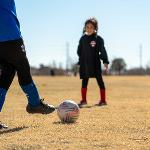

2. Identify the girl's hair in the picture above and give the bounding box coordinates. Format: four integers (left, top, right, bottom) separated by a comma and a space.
83, 17, 98, 34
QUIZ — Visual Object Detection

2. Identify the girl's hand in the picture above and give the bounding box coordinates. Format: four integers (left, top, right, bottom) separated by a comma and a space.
104, 63, 109, 73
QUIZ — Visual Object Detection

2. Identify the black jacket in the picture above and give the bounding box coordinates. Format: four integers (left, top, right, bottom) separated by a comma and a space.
77, 33, 109, 79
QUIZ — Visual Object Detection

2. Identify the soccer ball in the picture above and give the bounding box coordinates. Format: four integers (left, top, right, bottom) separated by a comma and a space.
57, 100, 80, 123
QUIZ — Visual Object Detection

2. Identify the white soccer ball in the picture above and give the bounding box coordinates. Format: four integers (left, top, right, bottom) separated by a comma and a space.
57, 100, 80, 123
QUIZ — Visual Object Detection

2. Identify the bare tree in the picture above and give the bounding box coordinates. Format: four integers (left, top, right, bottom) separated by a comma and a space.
110, 58, 126, 75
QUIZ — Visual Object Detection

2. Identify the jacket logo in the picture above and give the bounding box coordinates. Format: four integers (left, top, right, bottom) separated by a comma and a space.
90, 41, 96, 47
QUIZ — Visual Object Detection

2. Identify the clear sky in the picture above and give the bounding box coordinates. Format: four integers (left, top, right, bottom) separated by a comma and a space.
15, 0, 150, 69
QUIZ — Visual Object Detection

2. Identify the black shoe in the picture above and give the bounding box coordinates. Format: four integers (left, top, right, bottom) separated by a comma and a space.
78, 100, 87, 108
0, 123, 8, 129
26, 99, 55, 114
95, 101, 107, 106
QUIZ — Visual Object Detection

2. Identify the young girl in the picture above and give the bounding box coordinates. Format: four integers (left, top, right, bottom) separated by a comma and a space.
77, 18, 109, 107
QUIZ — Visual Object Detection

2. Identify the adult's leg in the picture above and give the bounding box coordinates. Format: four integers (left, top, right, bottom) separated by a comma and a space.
8, 39, 55, 113
0, 61, 16, 111
12, 40, 40, 107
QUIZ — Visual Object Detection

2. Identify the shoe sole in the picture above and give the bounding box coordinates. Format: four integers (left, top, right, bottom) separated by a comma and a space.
26, 107, 55, 114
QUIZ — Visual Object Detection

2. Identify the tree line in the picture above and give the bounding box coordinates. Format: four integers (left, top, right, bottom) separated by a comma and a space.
30, 58, 150, 76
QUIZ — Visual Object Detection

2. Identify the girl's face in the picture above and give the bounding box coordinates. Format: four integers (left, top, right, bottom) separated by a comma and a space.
85, 23, 95, 35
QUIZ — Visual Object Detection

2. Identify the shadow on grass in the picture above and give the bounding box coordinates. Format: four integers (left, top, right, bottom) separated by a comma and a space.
0, 126, 29, 135
79, 105, 95, 108
55, 104, 107, 110
79, 105, 107, 109
79, 104, 108, 109
55, 105, 97, 110
53, 121, 79, 125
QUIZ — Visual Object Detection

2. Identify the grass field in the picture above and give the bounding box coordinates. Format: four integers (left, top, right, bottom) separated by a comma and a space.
0, 76, 150, 150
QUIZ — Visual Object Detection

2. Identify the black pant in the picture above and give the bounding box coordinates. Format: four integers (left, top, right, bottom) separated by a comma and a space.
0, 39, 32, 90
82, 75, 105, 89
